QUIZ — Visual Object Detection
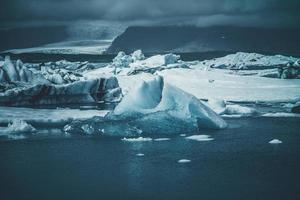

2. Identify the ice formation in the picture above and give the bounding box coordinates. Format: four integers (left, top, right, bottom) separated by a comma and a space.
207, 99, 258, 116
110, 50, 189, 75
112, 51, 134, 68
7, 119, 36, 133
128, 53, 189, 75
65, 76, 227, 136
0, 77, 122, 106
0, 119, 37, 138
113, 76, 227, 130
199, 52, 300, 79
222, 105, 258, 117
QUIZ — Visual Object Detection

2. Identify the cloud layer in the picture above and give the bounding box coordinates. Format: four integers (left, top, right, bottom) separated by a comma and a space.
1, 0, 299, 27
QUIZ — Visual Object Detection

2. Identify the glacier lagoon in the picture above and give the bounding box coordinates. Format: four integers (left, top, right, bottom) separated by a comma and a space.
0, 51, 300, 200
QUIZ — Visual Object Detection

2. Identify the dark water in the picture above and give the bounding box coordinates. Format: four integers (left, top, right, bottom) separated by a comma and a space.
0, 117, 300, 200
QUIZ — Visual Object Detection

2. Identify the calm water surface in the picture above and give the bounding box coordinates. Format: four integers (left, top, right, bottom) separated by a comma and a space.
0, 117, 300, 200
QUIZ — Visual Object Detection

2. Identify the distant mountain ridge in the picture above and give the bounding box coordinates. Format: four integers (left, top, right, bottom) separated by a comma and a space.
107, 26, 300, 56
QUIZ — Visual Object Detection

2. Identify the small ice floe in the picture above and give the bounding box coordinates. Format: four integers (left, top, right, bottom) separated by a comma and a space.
7, 119, 36, 134
269, 139, 282, 144
186, 135, 214, 141
121, 137, 153, 142
154, 138, 170, 141
178, 159, 191, 163
136, 153, 145, 157
180, 134, 186, 137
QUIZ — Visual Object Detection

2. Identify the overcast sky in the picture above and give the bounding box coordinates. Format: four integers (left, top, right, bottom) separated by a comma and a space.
0, 0, 299, 27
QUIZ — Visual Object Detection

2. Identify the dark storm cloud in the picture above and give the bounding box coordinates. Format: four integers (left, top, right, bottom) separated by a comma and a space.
0, 0, 299, 27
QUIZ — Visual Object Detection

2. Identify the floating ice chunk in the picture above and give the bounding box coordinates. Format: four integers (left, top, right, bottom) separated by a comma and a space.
269, 139, 282, 144
207, 99, 226, 114
113, 76, 227, 132
136, 153, 145, 157
178, 159, 191, 163
180, 134, 186, 137
222, 105, 258, 116
154, 138, 170, 141
65, 76, 226, 136
121, 137, 153, 142
6, 119, 36, 134
186, 135, 214, 141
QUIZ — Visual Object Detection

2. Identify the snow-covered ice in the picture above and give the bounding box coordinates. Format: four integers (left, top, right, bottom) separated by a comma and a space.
136, 153, 145, 157
158, 68, 300, 102
186, 135, 214, 141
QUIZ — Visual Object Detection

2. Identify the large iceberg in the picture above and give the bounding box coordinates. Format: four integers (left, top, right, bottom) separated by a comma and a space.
0, 77, 121, 106
198, 52, 300, 79
109, 50, 189, 75
64, 76, 227, 136
128, 53, 189, 75
0, 56, 122, 106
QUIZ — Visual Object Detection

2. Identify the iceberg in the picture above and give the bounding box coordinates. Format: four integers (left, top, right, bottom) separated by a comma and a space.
198, 52, 300, 79
0, 119, 36, 140
7, 119, 36, 134
0, 77, 122, 106
128, 53, 188, 75
64, 76, 227, 136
